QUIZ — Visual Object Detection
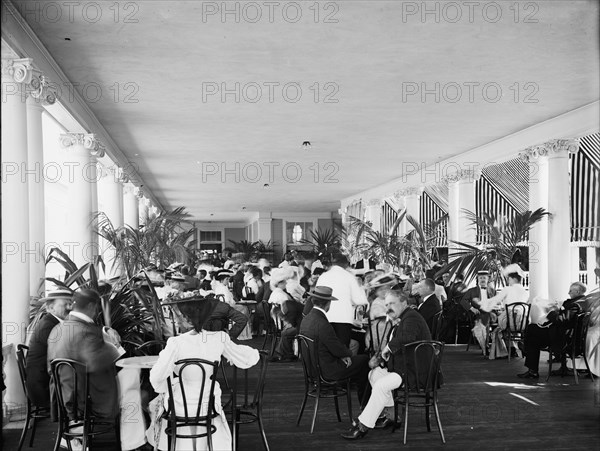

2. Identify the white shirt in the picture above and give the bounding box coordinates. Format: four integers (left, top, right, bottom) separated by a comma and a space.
483, 283, 529, 311
317, 265, 368, 324
213, 282, 235, 306
434, 284, 446, 303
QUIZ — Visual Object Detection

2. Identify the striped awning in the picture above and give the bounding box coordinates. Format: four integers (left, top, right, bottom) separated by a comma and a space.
571, 133, 600, 244
382, 200, 398, 235
481, 158, 529, 214
475, 175, 519, 244
420, 192, 448, 247
424, 184, 449, 212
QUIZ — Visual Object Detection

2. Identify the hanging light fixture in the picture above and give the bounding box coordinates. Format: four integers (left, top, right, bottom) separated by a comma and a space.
292, 224, 302, 243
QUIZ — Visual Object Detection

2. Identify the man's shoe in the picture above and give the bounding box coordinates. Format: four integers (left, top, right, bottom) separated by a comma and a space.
374, 417, 395, 429
517, 370, 539, 379
550, 367, 574, 377
341, 424, 369, 440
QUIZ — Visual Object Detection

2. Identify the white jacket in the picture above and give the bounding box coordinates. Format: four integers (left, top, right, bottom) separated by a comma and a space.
317, 265, 368, 324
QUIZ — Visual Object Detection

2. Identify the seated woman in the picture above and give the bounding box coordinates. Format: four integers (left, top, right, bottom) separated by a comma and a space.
147, 298, 259, 450
213, 269, 253, 340
484, 265, 529, 359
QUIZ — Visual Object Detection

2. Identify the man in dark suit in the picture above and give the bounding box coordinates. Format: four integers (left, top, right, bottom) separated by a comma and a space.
518, 282, 587, 379
414, 278, 442, 333
460, 270, 497, 326
25, 289, 73, 408
47, 289, 122, 422
299, 286, 370, 404
342, 290, 432, 440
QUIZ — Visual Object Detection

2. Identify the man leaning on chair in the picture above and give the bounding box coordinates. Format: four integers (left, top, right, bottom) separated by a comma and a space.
341, 289, 433, 440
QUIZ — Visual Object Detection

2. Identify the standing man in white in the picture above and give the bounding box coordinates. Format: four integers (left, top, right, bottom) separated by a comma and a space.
317, 253, 368, 347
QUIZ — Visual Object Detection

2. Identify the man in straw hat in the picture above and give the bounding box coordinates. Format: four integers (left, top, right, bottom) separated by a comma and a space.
26, 288, 73, 408
299, 286, 370, 406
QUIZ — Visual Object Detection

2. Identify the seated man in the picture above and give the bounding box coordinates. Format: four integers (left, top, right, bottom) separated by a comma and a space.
518, 282, 587, 378
460, 270, 496, 352
342, 289, 432, 439
299, 286, 370, 405
26, 289, 73, 408
47, 289, 122, 422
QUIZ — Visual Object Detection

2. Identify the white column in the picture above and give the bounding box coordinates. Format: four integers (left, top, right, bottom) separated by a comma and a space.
397, 187, 423, 234
26, 81, 56, 296
587, 247, 598, 291
123, 183, 139, 230
445, 169, 478, 250
2, 58, 33, 409
257, 217, 272, 243
138, 194, 150, 226
546, 139, 578, 300
97, 164, 125, 278
393, 192, 408, 235
59, 133, 104, 268
447, 182, 460, 255
520, 148, 549, 300
365, 199, 382, 233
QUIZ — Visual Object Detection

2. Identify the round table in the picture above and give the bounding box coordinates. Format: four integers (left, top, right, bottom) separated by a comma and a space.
116, 355, 159, 369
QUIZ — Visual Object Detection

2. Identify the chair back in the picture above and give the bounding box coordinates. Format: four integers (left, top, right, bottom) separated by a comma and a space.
297, 335, 321, 387
431, 311, 444, 340
166, 358, 220, 421
401, 340, 444, 394
16, 344, 29, 397
51, 358, 89, 424
366, 317, 392, 355
571, 312, 591, 358
261, 301, 276, 334
505, 302, 531, 333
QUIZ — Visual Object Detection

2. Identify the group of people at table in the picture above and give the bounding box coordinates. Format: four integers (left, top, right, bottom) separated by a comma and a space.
23, 251, 599, 449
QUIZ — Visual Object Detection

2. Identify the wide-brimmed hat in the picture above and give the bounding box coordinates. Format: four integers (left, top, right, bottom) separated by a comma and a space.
215, 270, 234, 281
39, 288, 73, 303
162, 295, 218, 328
270, 267, 294, 289
307, 286, 338, 302
367, 272, 398, 289
502, 263, 525, 278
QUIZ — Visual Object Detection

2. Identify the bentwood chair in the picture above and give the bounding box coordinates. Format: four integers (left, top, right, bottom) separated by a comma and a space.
226, 350, 270, 451
546, 312, 594, 384
296, 335, 353, 434
503, 303, 530, 362
393, 340, 445, 444
365, 317, 392, 356
164, 358, 221, 451
51, 358, 120, 451
15, 344, 50, 451
261, 302, 282, 357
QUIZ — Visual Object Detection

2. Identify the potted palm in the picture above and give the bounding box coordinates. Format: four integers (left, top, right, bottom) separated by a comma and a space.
440, 208, 549, 285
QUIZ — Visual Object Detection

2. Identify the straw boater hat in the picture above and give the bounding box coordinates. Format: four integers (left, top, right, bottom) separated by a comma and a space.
215, 270, 234, 281
366, 272, 398, 289
39, 288, 73, 303
307, 286, 338, 302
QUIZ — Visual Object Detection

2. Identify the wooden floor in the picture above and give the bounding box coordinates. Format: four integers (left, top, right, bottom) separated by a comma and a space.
3, 339, 599, 451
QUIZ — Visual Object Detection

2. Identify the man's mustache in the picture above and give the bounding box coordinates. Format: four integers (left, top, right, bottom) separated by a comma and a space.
387, 309, 395, 314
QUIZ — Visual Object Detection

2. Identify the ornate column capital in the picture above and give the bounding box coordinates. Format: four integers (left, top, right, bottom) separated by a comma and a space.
1, 58, 34, 83
519, 138, 579, 162
59, 133, 106, 158
27, 72, 58, 105
442, 169, 480, 185
124, 183, 138, 196
394, 186, 424, 198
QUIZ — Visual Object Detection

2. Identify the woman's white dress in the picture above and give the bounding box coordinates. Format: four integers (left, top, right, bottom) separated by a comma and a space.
147, 330, 259, 450
487, 283, 529, 359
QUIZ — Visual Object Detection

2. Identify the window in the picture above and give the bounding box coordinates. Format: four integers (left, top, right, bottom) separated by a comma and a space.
286, 222, 313, 244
